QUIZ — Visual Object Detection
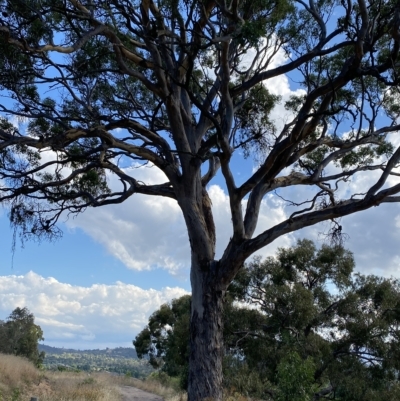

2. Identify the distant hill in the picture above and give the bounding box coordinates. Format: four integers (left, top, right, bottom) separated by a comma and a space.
39, 344, 138, 358
39, 344, 152, 377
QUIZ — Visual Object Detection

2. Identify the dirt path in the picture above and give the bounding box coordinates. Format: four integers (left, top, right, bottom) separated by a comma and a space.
118, 385, 164, 401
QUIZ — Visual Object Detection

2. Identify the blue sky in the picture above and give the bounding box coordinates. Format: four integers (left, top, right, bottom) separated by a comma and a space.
1, 33, 400, 350
0, 213, 186, 289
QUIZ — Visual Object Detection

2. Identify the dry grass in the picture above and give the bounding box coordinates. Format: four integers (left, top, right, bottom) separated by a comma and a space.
106, 374, 186, 401
0, 353, 43, 399
104, 373, 258, 401
0, 353, 254, 401
37, 372, 121, 401
0, 354, 120, 401
0, 354, 179, 401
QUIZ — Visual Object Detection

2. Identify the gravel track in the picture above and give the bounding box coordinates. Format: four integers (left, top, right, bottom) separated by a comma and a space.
118, 385, 164, 401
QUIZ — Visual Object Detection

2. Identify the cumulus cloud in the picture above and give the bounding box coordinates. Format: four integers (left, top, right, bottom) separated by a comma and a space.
263, 57, 306, 134
239, 40, 307, 134
342, 204, 400, 277
289, 201, 400, 279
66, 175, 295, 276
0, 271, 188, 349
209, 185, 294, 259
66, 165, 189, 275
7, 115, 28, 130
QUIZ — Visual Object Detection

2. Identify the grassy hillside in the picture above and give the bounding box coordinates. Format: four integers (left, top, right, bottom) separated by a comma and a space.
0, 353, 187, 401
39, 344, 153, 377
0, 353, 121, 401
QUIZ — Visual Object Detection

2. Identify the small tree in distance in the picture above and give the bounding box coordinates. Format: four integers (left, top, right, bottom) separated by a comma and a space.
0, 307, 45, 367
1, 0, 400, 399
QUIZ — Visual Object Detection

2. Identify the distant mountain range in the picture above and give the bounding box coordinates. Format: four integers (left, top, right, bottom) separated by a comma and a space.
39, 344, 153, 377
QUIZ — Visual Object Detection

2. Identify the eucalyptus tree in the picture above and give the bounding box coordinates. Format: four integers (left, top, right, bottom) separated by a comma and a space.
0, 307, 45, 367
229, 240, 400, 400
1, 0, 400, 399
136, 241, 400, 400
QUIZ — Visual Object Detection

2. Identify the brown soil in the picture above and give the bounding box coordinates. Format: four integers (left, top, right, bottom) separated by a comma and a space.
118, 385, 165, 401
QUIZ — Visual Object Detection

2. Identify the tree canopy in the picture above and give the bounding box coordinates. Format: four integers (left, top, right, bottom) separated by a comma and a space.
1, 0, 400, 252
135, 240, 400, 400
0, 306, 45, 367
230, 239, 400, 400
133, 294, 191, 388
2, 0, 400, 399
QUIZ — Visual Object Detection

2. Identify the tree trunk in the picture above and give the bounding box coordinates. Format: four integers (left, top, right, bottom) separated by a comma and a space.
188, 256, 224, 401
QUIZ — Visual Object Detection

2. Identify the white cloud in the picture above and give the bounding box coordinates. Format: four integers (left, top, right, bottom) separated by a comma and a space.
66, 165, 189, 275
209, 185, 293, 259
0, 271, 188, 349
263, 54, 306, 134
66, 175, 295, 276
343, 204, 400, 277
239, 41, 307, 134
289, 201, 400, 279
8, 115, 28, 130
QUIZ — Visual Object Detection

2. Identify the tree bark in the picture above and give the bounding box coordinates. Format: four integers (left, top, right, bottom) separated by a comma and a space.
177, 176, 223, 401
188, 255, 224, 401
